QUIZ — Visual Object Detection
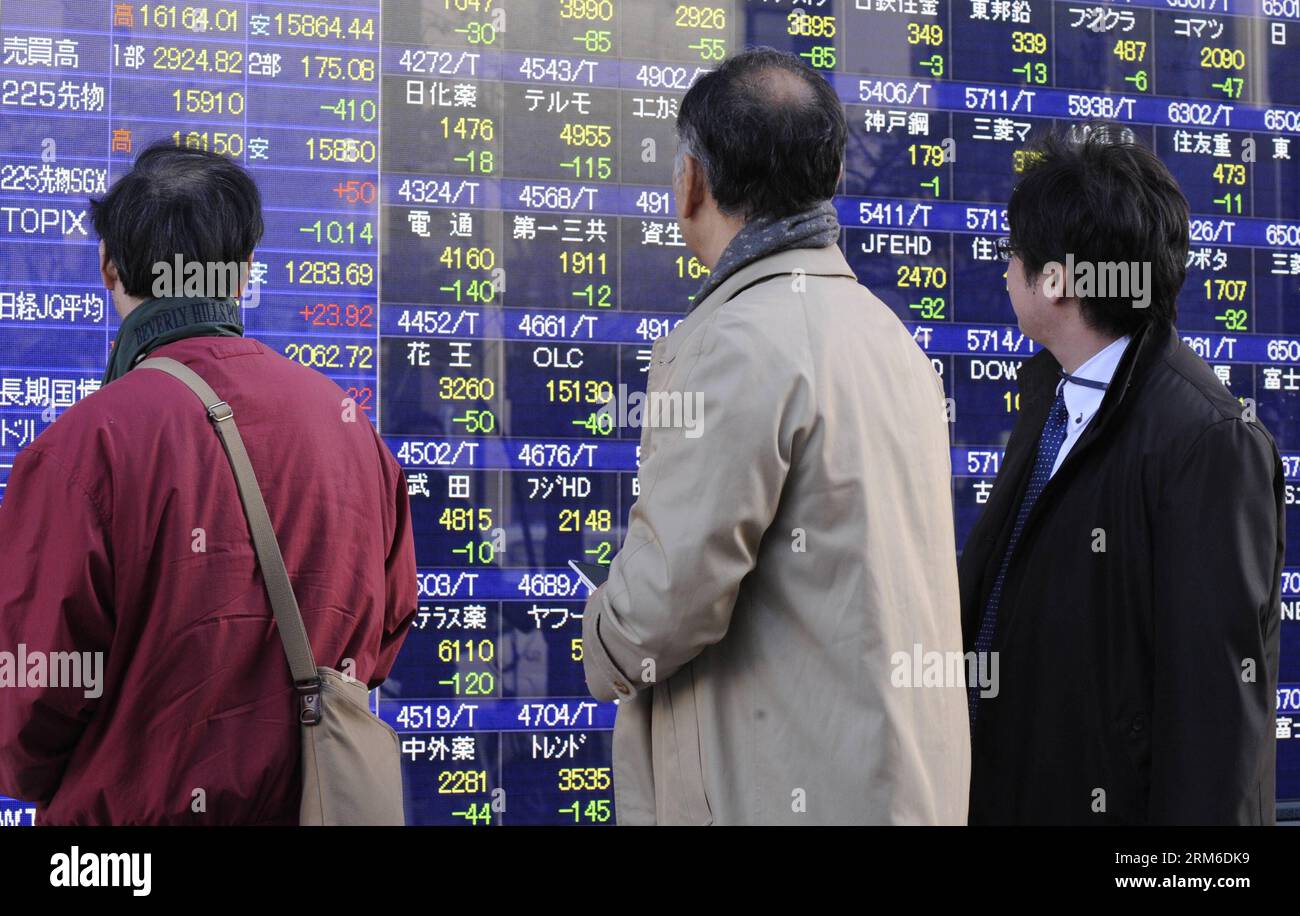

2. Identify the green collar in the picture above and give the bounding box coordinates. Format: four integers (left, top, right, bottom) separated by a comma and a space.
104, 297, 243, 385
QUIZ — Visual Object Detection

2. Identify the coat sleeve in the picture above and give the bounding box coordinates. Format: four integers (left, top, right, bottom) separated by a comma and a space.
0, 446, 115, 806
370, 433, 418, 688
1148, 416, 1283, 824
581, 309, 811, 702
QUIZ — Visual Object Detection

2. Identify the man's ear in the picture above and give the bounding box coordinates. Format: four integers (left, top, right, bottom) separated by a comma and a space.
236, 253, 254, 298
98, 240, 118, 292
678, 153, 707, 221
1039, 259, 1067, 303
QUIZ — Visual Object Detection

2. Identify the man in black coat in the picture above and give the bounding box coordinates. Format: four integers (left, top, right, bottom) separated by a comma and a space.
961, 126, 1284, 825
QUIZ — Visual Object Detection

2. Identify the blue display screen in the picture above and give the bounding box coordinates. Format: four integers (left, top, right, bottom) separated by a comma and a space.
0, 0, 1297, 825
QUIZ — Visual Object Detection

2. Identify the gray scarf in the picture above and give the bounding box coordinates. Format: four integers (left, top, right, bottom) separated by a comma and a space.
690, 200, 840, 311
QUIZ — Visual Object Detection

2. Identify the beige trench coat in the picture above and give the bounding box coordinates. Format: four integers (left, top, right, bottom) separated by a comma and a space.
582, 244, 970, 825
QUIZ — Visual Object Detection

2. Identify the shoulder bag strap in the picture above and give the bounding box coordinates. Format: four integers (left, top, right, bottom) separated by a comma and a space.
136, 357, 322, 721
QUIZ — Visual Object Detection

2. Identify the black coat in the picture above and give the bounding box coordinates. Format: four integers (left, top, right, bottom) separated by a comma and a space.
959, 320, 1284, 825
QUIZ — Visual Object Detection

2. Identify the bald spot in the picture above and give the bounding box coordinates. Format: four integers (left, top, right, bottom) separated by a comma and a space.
740, 66, 817, 110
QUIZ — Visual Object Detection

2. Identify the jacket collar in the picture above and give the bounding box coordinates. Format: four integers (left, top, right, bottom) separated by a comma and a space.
1018, 320, 1178, 472
967, 321, 1177, 647
1058, 334, 1129, 434
659, 245, 857, 363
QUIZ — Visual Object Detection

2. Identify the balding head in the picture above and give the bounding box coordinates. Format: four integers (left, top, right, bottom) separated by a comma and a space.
749, 65, 817, 107
675, 48, 846, 222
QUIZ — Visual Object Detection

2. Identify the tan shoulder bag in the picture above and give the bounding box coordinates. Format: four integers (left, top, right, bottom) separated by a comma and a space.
138, 357, 406, 826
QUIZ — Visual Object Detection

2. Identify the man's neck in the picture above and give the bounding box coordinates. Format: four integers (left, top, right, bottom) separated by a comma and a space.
114, 293, 147, 321
697, 216, 745, 270
1048, 325, 1123, 375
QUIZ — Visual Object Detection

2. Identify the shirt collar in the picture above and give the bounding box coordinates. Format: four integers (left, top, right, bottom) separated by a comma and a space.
1057, 335, 1131, 424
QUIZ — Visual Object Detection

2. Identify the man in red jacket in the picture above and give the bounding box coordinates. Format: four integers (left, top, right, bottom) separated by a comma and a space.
0, 143, 417, 824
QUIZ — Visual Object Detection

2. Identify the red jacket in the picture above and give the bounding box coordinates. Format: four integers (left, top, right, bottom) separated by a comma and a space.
0, 336, 417, 824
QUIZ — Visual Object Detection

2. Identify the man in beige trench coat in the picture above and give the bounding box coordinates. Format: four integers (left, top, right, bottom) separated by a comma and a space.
582, 49, 970, 825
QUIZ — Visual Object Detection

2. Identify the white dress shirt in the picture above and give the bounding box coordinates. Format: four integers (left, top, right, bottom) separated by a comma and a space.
1050, 335, 1131, 477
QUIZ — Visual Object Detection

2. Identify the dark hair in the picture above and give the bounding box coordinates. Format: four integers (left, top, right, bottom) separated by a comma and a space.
676, 47, 846, 222
90, 142, 264, 299
1007, 124, 1189, 335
